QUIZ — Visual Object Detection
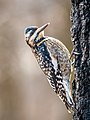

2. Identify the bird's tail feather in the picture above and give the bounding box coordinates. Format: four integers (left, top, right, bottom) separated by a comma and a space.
65, 96, 75, 113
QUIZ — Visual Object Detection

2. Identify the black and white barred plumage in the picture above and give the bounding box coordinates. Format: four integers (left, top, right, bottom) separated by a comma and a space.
24, 23, 74, 113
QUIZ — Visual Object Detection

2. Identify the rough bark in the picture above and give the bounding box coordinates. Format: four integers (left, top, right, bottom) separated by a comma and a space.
70, 0, 90, 120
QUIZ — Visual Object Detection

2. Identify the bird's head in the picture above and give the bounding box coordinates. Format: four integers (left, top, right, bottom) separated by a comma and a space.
24, 23, 50, 47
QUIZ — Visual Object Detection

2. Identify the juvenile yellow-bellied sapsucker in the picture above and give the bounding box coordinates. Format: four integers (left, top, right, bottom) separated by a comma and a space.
24, 23, 74, 113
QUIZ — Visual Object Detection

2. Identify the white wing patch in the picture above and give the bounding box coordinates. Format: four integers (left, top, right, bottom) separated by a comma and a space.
51, 56, 58, 74
47, 48, 58, 74
62, 79, 72, 105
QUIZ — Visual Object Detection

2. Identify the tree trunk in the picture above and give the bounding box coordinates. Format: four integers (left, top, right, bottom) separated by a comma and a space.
70, 0, 90, 120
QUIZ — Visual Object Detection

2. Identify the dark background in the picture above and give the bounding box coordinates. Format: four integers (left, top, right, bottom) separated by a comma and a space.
0, 0, 72, 120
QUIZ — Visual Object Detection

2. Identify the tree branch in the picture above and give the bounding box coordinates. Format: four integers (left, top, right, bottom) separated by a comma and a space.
71, 0, 90, 119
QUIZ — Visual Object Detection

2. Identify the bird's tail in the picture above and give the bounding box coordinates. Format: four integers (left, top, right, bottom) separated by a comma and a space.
65, 93, 75, 113
62, 78, 75, 113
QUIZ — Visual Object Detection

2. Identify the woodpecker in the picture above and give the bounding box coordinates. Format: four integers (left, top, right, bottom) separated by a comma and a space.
24, 23, 74, 113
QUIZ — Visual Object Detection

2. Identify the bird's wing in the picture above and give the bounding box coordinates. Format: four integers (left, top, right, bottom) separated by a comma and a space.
44, 37, 74, 112
45, 37, 71, 80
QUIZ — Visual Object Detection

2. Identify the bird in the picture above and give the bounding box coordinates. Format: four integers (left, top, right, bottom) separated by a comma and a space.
24, 23, 74, 113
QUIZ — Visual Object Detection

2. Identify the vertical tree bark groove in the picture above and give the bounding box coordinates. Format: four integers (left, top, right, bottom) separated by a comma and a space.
71, 0, 90, 120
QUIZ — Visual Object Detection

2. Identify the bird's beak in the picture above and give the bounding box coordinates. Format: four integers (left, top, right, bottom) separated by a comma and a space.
36, 22, 50, 34
28, 23, 50, 47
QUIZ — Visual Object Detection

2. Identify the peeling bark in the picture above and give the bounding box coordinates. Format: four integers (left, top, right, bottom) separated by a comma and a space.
70, 0, 90, 120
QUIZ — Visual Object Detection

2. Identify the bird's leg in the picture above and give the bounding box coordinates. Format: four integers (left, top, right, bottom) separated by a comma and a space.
70, 48, 81, 66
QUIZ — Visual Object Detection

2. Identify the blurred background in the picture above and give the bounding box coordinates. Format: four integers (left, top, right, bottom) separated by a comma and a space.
0, 0, 72, 120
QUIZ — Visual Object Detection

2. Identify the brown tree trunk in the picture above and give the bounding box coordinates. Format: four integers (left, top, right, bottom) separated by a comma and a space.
70, 0, 90, 120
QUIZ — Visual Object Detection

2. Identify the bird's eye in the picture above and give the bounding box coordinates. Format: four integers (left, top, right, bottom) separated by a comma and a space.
29, 31, 34, 36
25, 30, 34, 38
25, 27, 38, 39
25, 28, 31, 34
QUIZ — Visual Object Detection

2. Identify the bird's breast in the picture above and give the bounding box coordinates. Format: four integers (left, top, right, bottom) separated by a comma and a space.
33, 43, 56, 76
